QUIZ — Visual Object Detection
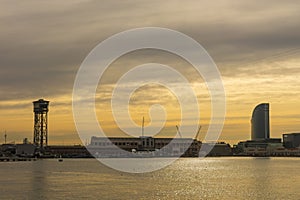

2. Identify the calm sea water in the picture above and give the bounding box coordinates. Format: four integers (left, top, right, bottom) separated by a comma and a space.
0, 157, 299, 200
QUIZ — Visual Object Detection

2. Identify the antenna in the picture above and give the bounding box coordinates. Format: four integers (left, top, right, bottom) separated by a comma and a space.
4, 130, 7, 144
142, 116, 145, 137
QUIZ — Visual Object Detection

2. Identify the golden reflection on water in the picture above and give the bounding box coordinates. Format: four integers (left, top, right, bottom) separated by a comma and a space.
0, 157, 299, 199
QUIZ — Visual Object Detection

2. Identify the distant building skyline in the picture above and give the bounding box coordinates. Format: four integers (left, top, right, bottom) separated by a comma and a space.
251, 103, 270, 140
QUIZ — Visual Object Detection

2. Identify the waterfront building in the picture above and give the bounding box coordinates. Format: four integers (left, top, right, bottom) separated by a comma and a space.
251, 103, 270, 140
233, 138, 300, 156
283, 133, 300, 148
201, 142, 232, 156
16, 144, 36, 157
88, 136, 233, 157
45, 145, 90, 158
88, 136, 200, 157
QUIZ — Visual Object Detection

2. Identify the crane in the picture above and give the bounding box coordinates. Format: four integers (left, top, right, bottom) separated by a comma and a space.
176, 125, 182, 138
195, 125, 202, 140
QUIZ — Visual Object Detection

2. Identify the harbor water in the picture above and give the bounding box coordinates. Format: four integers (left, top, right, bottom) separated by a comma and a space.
0, 157, 299, 199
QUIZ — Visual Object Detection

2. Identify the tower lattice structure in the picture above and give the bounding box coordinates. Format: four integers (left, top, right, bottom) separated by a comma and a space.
33, 99, 49, 149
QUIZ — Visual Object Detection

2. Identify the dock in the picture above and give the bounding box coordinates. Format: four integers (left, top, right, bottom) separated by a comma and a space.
0, 157, 37, 162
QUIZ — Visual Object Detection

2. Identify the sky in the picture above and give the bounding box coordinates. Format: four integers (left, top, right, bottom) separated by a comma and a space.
0, 0, 299, 145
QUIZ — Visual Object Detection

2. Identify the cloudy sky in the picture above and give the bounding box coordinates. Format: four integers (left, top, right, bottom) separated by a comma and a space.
0, 0, 299, 145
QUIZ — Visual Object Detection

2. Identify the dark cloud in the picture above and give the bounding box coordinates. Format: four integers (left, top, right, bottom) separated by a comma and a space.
0, 0, 299, 122
1, 1, 299, 103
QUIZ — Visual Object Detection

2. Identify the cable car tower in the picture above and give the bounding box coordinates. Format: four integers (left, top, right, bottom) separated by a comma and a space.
33, 99, 49, 149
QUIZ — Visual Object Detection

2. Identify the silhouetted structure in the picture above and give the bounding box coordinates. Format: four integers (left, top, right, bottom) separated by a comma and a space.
88, 136, 233, 157
283, 133, 300, 148
251, 103, 270, 140
33, 99, 49, 149
45, 145, 91, 158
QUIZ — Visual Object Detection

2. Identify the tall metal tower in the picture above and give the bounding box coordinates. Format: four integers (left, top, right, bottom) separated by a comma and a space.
33, 99, 49, 149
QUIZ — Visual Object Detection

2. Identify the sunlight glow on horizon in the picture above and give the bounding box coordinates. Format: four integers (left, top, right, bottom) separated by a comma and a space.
0, 1, 299, 145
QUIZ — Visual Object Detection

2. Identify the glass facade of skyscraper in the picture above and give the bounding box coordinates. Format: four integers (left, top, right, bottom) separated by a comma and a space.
251, 103, 270, 140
